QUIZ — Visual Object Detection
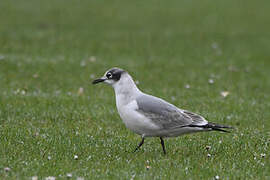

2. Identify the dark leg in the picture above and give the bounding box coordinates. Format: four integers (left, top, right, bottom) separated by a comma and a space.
160, 137, 166, 154
133, 137, 145, 152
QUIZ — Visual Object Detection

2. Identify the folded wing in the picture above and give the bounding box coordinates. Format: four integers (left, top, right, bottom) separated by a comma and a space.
136, 94, 208, 130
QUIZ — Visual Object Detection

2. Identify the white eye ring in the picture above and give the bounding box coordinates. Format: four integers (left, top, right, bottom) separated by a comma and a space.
106, 73, 112, 79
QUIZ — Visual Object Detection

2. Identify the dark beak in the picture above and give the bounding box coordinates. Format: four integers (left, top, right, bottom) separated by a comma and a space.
92, 77, 106, 84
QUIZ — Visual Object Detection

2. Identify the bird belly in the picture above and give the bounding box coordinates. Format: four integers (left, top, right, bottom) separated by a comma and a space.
157, 127, 206, 137
117, 101, 160, 136
118, 108, 206, 137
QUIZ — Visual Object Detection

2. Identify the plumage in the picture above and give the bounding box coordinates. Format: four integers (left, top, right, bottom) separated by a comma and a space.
136, 94, 208, 130
92, 67, 233, 154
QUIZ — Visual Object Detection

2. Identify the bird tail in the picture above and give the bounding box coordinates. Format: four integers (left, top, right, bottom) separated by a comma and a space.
203, 122, 233, 133
189, 122, 233, 133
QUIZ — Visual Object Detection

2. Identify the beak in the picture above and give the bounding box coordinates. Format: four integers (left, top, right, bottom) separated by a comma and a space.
92, 77, 107, 84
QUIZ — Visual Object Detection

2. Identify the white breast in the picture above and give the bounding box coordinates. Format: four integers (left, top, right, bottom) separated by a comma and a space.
112, 73, 160, 136
116, 100, 160, 136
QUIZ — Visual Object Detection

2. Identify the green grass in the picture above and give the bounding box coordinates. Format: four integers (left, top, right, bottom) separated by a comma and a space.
0, 0, 270, 179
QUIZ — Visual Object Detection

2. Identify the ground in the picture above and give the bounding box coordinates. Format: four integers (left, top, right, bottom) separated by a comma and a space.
0, 0, 269, 179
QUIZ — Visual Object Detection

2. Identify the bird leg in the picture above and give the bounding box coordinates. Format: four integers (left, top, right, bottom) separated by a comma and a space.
160, 137, 166, 154
133, 137, 145, 152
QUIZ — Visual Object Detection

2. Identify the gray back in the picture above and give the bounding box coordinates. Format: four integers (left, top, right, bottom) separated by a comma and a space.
136, 94, 193, 129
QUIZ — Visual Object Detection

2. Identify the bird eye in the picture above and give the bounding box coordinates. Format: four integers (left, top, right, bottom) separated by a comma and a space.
106, 73, 112, 79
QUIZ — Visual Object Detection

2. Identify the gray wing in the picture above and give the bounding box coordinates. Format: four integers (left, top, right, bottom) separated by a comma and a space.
136, 94, 203, 129
182, 110, 208, 125
136, 94, 208, 130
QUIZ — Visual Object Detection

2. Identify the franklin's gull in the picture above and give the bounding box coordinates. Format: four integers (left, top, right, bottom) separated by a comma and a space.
92, 67, 232, 154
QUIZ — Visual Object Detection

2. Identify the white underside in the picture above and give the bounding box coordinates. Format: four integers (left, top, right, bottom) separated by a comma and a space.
117, 100, 206, 137
117, 100, 160, 136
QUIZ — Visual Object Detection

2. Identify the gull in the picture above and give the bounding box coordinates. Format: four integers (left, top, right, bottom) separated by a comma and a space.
92, 67, 232, 154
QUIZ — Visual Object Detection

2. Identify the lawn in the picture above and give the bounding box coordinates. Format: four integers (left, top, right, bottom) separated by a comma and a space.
0, 0, 270, 179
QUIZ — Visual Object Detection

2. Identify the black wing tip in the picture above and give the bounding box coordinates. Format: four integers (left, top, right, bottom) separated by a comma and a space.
207, 122, 234, 129
211, 127, 231, 133
207, 122, 233, 133
188, 122, 234, 133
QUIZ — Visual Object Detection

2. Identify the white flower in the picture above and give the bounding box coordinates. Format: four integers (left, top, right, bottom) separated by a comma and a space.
80, 61, 86, 67
90, 74, 95, 79
211, 42, 218, 49
45, 177, 55, 180
220, 91, 230, 97
32, 176, 38, 180
89, 56, 96, 62
21, 90, 26, 95
77, 87, 84, 95
0, 55, 5, 60
208, 79, 214, 84
185, 84, 190, 89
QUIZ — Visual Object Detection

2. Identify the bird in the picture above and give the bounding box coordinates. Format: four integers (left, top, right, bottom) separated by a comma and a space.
92, 67, 232, 154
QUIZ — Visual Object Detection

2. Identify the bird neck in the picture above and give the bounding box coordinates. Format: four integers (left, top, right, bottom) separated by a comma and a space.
113, 73, 141, 106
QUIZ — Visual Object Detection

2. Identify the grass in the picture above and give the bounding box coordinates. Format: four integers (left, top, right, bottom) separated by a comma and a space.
0, 0, 270, 179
